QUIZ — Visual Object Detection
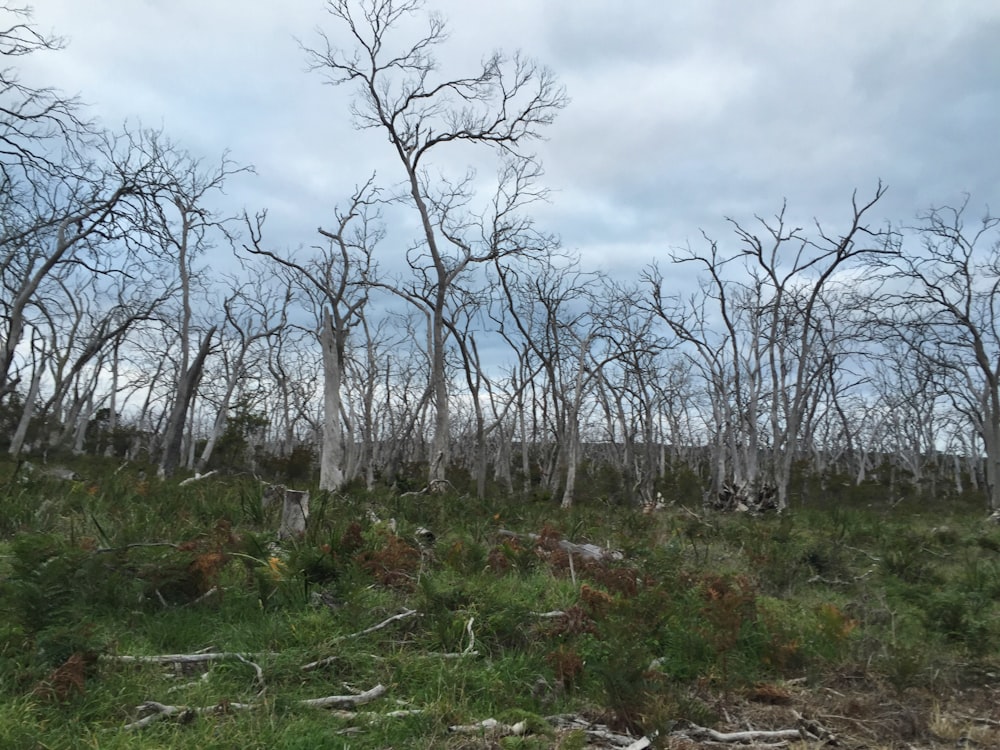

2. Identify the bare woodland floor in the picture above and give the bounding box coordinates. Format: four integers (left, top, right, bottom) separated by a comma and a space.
443, 680, 1000, 749
662, 680, 1000, 749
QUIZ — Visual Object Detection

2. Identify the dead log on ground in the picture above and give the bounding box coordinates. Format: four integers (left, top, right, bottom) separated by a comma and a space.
498, 529, 622, 561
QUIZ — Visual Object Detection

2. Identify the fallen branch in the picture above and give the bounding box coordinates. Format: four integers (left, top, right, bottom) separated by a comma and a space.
302, 609, 418, 671
624, 738, 652, 750
299, 683, 387, 709
449, 717, 528, 736
123, 699, 254, 730
686, 723, 811, 743
95, 541, 184, 554
547, 714, 647, 747
106, 650, 265, 696
179, 470, 218, 486
185, 585, 220, 607
107, 652, 257, 666
165, 671, 211, 693
498, 529, 622, 561
326, 708, 424, 720
335, 608, 417, 643
457, 712, 655, 747
430, 650, 480, 659
423, 619, 479, 658
678, 504, 717, 530
400, 478, 456, 497
123, 684, 388, 729
462, 616, 476, 654
790, 709, 836, 742
955, 712, 1000, 727
234, 653, 266, 697
844, 544, 880, 562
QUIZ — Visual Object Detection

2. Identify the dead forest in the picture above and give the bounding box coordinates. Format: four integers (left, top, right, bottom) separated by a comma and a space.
3, 2, 999, 515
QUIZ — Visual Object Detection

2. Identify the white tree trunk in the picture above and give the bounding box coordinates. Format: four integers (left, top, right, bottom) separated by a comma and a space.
158, 327, 216, 479
8, 354, 44, 457
263, 484, 311, 540
319, 310, 345, 492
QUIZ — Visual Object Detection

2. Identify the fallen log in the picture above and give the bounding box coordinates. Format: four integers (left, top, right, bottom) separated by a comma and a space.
448, 717, 528, 736
299, 683, 387, 709
497, 529, 622, 561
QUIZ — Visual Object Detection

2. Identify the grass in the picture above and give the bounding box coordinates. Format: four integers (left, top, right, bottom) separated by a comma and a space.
1, 457, 1000, 748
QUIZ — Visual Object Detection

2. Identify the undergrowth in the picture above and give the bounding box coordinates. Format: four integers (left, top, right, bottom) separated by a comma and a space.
1, 456, 999, 747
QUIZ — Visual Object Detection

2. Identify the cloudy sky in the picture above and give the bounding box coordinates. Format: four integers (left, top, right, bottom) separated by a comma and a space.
19, 1, 1000, 277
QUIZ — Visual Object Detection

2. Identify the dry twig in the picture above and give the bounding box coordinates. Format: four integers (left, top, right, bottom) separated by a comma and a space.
302, 609, 418, 671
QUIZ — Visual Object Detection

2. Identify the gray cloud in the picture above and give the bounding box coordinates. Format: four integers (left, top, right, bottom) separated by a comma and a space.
18, 0, 1000, 270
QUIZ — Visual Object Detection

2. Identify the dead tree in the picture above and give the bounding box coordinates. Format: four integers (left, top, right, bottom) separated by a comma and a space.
647, 185, 894, 510
870, 199, 1000, 510
305, 0, 567, 489
243, 179, 379, 492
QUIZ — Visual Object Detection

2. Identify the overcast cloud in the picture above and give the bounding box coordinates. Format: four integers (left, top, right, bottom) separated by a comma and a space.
19, 1, 1000, 277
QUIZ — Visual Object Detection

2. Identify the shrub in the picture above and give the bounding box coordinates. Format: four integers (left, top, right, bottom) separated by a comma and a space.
357, 532, 422, 590
880, 530, 944, 585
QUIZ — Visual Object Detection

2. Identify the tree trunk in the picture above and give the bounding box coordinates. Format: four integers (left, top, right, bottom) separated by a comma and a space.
428, 305, 450, 490
560, 401, 580, 508
195, 350, 249, 473
159, 327, 216, 479
980, 391, 1000, 511
319, 309, 345, 492
8, 350, 44, 457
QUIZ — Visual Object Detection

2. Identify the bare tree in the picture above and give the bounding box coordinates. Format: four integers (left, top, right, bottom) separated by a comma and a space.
648, 185, 895, 510
244, 179, 379, 491
446, 283, 535, 500
342, 313, 402, 488
0, 4, 89, 180
26, 268, 173, 451
495, 254, 621, 507
6, 325, 43, 455
146, 140, 248, 479
0, 128, 185, 407
871, 199, 1000, 510
593, 283, 673, 506
305, 0, 567, 488
860, 336, 947, 493
1, 12, 250, 470
742, 194, 896, 510
194, 271, 288, 472
373, 311, 435, 486
645, 255, 760, 507
158, 325, 216, 478
262, 325, 322, 458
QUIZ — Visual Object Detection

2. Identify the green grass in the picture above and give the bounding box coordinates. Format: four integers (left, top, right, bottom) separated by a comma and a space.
2, 457, 1000, 747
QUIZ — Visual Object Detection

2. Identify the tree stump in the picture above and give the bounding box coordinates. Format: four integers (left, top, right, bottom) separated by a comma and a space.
262, 484, 310, 540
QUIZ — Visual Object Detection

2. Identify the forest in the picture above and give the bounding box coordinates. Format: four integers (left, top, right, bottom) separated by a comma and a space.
3, 2, 1000, 514
4, 3, 1000, 748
